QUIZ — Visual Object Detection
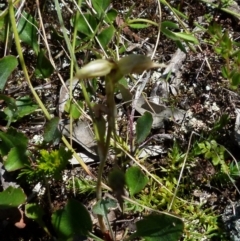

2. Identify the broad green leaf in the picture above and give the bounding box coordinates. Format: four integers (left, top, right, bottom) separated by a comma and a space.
43, 117, 61, 144
117, 77, 128, 88
128, 23, 149, 29
52, 199, 92, 240
129, 214, 184, 241
75, 14, 97, 37
105, 9, 118, 23
98, 26, 115, 49
221, 66, 230, 79
25, 203, 44, 220
92, 197, 117, 216
174, 32, 199, 44
161, 21, 179, 29
0, 127, 28, 156
0, 186, 26, 209
15, 96, 38, 118
125, 166, 148, 196
25, 203, 45, 228
35, 49, 54, 78
3, 95, 38, 124
64, 100, 83, 119
231, 72, 240, 87
4, 147, 29, 171
136, 111, 153, 144
0, 56, 18, 91
175, 40, 187, 53
17, 12, 39, 54
0, 94, 17, 125
161, 28, 179, 41
92, 0, 111, 18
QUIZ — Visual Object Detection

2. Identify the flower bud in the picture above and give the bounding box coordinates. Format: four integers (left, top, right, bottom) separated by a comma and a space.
76, 59, 116, 79
117, 54, 165, 75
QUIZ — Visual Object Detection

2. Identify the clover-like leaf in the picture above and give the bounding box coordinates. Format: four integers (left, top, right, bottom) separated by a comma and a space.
4, 147, 29, 171
0, 127, 28, 155
92, 197, 117, 216
136, 111, 153, 144
43, 117, 61, 144
125, 166, 148, 196
0, 56, 18, 92
129, 214, 184, 241
0, 187, 26, 209
98, 26, 115, 49
52, 199, 92, 240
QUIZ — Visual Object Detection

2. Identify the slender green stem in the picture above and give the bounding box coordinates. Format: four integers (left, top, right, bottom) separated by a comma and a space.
96, 76, 115, 200
8, 0, 51, 120
44, 177, 53, 211
54, 0, 77, 67
69, 0, 82, 146
95, 75, 116, 237
88, 232, 105, 241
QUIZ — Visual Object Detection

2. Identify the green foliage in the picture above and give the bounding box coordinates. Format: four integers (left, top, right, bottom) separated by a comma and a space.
35, 49, 54, 78
52, 199, 92, 240
125, 166, 149, 196
161, 141, 185, 174
207, 23, 240, 88
0, 127, 28, 155
0, 95, 38, 126
36, 147, 72, 180
136, 111, 153, 144
17, 11, 39, 54
193, 140, 225, 166
98, 26, 115, 49
0, 186, 26, 209
92, 197, 118, 229
25, 203, 45, 227
66, 177, 96, 195
0, 55, 18, 91
129, 214, 184, 241
74, 14, 97, 38
229, 161, 240, 178
4, 146, 29, 172
160, 20, 198, 51
91, 0, 111, 19
0, 127, 29, 171
192, 139, 234, 183
219, 0, 234, 8
210, 114, 230, 138
26, 203, 44, 221
64, 99, 83, 119
43, 117, 61, 144
3, 0, 237, 240
0, 10, 8, 43
128, 23, 150, 29
20, 147, 72, 181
